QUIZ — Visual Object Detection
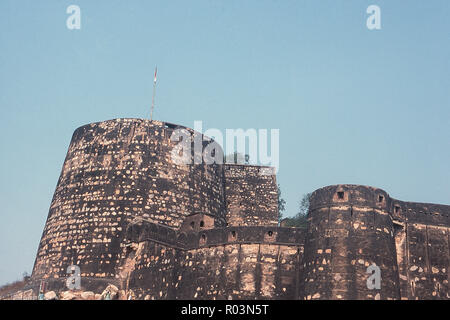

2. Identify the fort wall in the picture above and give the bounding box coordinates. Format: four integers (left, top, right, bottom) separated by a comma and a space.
32, 119, 226, 281
302, 185, 401, 300
303, 185, 449, 300
26, 119, 449, 300
124, 223, 305, 300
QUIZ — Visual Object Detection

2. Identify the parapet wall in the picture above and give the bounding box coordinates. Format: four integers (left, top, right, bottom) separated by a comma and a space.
124, 221, 305, 300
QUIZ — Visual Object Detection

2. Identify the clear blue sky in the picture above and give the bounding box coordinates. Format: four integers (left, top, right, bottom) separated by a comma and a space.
0, 0, 449, 286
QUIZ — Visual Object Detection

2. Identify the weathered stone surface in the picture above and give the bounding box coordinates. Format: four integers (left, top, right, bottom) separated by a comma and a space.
44, 291, 57, 300
25, 119, 449, 300
60, 291, 76, 300
224, 164, 278, 227
32, 119, 227, 283
80, 291, 95, 300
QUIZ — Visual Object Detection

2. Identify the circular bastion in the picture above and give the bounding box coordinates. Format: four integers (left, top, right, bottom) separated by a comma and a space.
301, 184, 401, 300
32, 118, 226, 285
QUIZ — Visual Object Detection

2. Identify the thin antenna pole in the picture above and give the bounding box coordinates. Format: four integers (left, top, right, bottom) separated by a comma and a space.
150, 66, 157, 120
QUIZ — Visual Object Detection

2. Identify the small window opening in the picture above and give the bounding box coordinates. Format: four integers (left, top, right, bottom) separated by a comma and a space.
378, 195, 384, 203
200, 221, 205, 228
268, 231, 273, 237
190, 221, 195, 229
394, 205, 400, 214
337, 191, 344, 199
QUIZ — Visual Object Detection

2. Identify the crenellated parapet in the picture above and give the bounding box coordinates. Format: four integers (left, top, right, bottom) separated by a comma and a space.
124, 219, 306, 250
308, 184, 449, 227
122, 219, 306, 300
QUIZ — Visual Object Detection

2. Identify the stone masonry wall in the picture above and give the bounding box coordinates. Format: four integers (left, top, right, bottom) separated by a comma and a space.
224, 164, 278, 227
393, 201, 449, 299
124, 223, 305, 300
32, 119, 226, 283
302, 184, 449, 300
27, 118, 449, 300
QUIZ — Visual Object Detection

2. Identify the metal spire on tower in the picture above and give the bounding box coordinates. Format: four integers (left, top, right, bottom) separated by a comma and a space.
150, 66, 157, 120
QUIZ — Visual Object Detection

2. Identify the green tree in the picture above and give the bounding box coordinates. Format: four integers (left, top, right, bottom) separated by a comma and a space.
281, 193, 311, 228
298, 192, 311, 217
277, 184, 286, 223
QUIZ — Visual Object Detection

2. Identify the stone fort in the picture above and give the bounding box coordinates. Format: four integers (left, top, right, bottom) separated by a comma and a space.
26, 118, 449, 300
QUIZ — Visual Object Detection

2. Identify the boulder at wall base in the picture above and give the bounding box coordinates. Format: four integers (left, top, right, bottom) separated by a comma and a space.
60, 291, 76, 300
44, 291, 57, 300
101, 284, 119, 300
118, 290, 126, 300
81, 291, 95, 300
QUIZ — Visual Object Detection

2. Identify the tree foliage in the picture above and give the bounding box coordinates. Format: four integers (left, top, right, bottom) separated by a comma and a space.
277, 184, 286, 223
281, 193, 311, 228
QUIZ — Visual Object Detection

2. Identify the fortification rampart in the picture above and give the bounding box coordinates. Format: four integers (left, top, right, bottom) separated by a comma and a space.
123, 220, 305, 300
304, 185, 449, 300
24, 119, 449, 300
32, 119, 227, 282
